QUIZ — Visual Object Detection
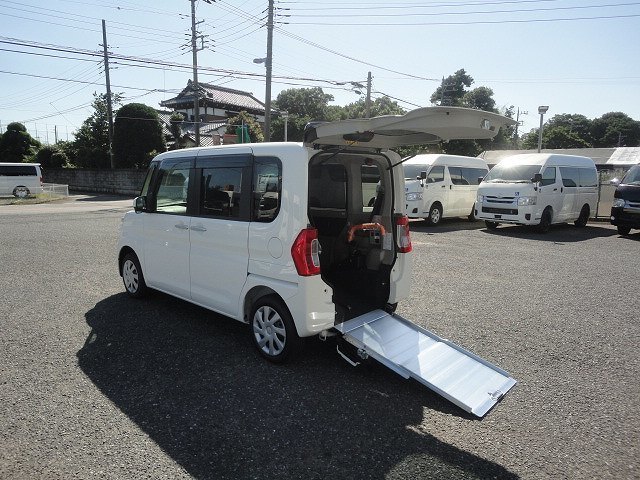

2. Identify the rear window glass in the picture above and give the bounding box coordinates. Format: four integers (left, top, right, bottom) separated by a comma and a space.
0, 165, 38, 176
559, 167, 579, 188
253, 158, 281, 222
578, 168, 598, 187
200, 167, 243, 218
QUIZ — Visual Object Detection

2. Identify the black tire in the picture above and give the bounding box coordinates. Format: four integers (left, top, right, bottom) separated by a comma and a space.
537, 207, 552, 233
485, 221, 499, 230
13, 186, 30, 198
617, 225, 631, 235
468, 204, 477, 222
427, 203, 442, 226
574, 205, 589, 228
250, 296, 301, 364
121, 252, 147, 298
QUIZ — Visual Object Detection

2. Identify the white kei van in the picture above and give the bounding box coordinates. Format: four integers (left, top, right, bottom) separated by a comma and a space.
404, 154, 489, 224
476, 153, 598, 232
117, 107, 518, 417
0, 163, 43, 197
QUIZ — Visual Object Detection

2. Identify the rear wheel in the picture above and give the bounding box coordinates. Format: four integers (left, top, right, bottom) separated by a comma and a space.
617, 225, 631, 235
427, 204, 442, 226
537, 207, 552, 233
250, 296, 301, 364
485, 221, 499, 230
13, 186, 30, 198
574, 205, 589, 227
121, 253, 147, 298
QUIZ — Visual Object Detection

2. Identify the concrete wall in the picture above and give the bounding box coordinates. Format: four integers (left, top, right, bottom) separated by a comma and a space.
43, 169, 147, 196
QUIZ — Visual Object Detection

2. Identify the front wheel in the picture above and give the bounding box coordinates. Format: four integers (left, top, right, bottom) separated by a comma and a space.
617, 225, 631, 235
251, 296, 301, 364
485, 221, 499, 230
121, 253, 147, 298
537, 208, 552, 233
427, 204, 442, 226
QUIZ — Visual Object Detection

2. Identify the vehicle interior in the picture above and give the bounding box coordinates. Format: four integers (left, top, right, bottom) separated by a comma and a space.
307, 151, 396, 322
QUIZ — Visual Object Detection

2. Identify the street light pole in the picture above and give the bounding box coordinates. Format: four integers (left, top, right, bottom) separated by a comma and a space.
537, 105, 549, 153
264, 0, 274, 142
282, 111, 289, 142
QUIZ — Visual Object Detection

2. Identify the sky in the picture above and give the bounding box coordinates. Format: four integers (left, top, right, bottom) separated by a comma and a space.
1, 0, 639, 145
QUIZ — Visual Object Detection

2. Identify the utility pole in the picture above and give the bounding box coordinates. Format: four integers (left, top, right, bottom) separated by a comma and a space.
102, 19, 114, 168
264, 0, 274, 141
190, 0, 201, 146
514, 107, 528, 142
365, 71, 372, 118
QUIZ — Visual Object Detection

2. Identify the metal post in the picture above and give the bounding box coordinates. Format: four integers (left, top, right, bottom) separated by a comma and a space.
264, 0, 274, 142
102, 19, 114, 168
365, 71, 372, 118
283, 111, 288, 142
190, 0, 200, 146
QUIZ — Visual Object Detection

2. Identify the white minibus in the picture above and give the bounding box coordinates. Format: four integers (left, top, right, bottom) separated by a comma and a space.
476, 153, 598, 232
0, 163, 43, 197
404, 154, 489, 224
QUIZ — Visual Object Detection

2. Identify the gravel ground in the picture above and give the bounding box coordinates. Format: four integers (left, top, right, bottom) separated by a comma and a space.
0, 201, 638, 479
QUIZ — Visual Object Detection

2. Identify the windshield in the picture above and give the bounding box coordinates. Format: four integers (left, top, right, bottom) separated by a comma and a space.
403, 164, 430, 180
622, 165, 640, 185
484, 164, 541, 183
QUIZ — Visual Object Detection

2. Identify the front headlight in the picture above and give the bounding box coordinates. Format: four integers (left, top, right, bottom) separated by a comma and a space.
406, 192, 423, 201
613, 198, 626, 208
517, 196, 537, 206
477, 194, 483, 204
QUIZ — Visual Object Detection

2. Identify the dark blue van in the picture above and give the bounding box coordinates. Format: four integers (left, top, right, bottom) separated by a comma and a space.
611, 165, 640, 235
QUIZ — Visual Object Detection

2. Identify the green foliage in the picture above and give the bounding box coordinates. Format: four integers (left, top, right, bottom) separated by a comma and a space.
430, 69, 474, 106
34, 145, 71, 168
113, 103, 166, 169
73, 92, 122, 168
340, 96, 406, 119
271, 88, 337, 141
462, 86, 497, 112
0, 122, 40, 163
590, 112, 640, 147
225, 111, 264, 143
169, 112, 186, 150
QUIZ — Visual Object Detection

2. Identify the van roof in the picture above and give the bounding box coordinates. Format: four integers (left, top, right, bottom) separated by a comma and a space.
0, 162, 41, 167
495, 153, 595, 168
403, 154, 488, 169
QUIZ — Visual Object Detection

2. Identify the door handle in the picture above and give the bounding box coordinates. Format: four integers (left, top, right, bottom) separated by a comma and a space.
190, 225, 207, 232
442, 185, 446, 188
553, 188, 558, 191
175, 223, 189, 230
561, 187, 563, 193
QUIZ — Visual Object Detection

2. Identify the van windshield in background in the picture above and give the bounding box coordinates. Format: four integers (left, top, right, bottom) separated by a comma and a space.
403, 164, 430, 180
484, 164, 541, 183
622, 165, 640, 185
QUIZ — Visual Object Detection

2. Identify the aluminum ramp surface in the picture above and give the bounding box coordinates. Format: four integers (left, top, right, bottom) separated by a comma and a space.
335, 310, 516, 417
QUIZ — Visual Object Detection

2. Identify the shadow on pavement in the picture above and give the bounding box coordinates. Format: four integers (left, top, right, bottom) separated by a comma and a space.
71, 193, 133, 202
478, 222, 618, 242
78, 293, 518, 480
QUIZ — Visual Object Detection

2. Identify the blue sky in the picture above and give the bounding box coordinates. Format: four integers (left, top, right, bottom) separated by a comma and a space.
1, 0, 639, 144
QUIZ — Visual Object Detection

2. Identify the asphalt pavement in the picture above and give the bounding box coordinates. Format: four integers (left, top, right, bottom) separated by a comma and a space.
0, 197, 638, 479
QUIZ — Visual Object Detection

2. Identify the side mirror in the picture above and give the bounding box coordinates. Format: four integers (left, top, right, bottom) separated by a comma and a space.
610, 178, 621, 187
134, 196, 146, 213
419, 171, 427, 180
532, 173, 543, 184
477, 176, 484, 185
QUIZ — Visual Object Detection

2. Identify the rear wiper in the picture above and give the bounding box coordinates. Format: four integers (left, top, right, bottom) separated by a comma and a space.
388, 154, 417, 171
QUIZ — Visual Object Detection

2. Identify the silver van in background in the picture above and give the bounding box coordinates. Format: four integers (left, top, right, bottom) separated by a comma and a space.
0, 163, 43, 198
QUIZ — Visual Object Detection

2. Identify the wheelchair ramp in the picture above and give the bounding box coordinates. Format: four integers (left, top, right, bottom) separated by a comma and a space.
335, 310, 516, 417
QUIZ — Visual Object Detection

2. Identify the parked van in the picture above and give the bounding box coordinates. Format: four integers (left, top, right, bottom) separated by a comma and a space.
610, 164, 640, 235
0, 163, 43, 197
117, 107, 517, 417
404, 154, 489, 224
476, 153, 598, 232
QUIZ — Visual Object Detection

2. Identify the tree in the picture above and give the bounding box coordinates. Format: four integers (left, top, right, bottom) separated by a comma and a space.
0, 122, 40, 163
340, 96, 406, 119
430, 69, 474, 106
462, 86, 497, 112
73, 92, 122, 168
169, 112, 186, 150
546, 114, 592, 145
271, 87, 336, 141
112, 103, 166, 169
34, 144, 71, 168
225, 111, 264, 143
591, 112, 640, 147
521, 125, 591, 150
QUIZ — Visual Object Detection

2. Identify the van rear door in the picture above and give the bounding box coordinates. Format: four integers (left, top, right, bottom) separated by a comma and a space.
304, 107, 515, 150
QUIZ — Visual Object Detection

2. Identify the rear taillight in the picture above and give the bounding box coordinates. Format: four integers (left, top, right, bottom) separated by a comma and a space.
396, 215, 412, 253
291, 228, 321, 276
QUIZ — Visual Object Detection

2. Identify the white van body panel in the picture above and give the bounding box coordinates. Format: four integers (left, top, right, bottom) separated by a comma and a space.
404, 154, 489, 220
476, 153, 598, 226
0, 162, 43, 197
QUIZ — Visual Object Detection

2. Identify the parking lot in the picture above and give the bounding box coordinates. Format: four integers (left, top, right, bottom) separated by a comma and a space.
1, 197, 638, 479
